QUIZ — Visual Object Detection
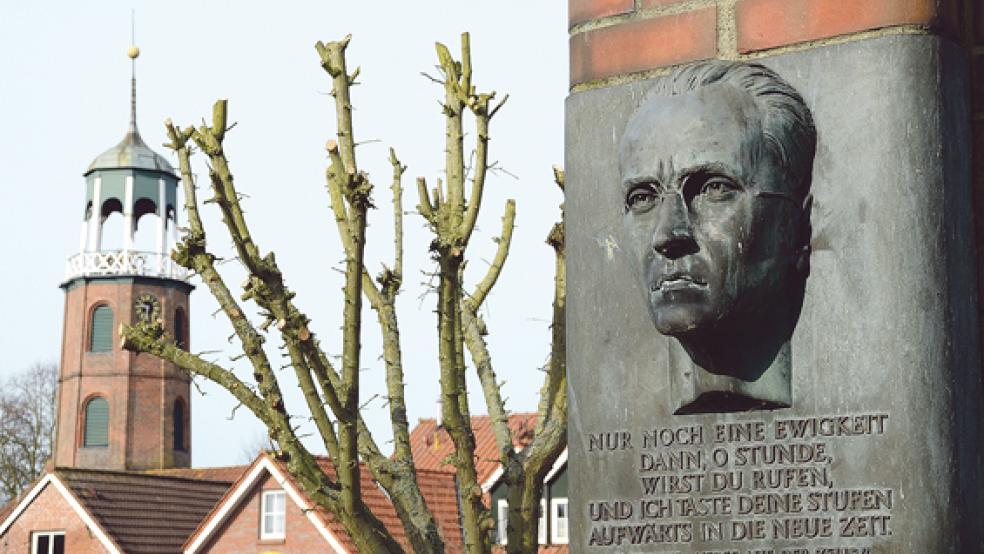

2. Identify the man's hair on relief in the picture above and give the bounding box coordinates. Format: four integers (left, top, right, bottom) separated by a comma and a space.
646, 60, 817, 200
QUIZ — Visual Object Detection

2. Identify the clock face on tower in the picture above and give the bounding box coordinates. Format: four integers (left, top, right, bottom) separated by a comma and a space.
134, 293, 161, 323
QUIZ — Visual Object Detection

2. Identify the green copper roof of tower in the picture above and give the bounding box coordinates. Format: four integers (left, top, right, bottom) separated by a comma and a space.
84, 125, 176, 177
84, 44, 176, 178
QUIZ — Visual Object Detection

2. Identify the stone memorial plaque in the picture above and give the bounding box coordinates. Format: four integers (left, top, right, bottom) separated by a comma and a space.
567, 35, 984, 552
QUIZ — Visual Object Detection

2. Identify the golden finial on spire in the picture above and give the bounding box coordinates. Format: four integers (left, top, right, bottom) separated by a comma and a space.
127, 45, 140, 59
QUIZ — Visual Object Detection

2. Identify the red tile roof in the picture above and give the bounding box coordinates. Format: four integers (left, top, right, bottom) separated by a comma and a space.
303, 456, 404, 552
415, 468, 463, 552
56, 467, 233, 554
410, 413, 539, 486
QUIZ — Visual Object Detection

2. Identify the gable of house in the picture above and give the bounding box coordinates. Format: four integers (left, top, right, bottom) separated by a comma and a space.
186, 453, 465, 554
0, 475, 119, 553
195, 470, 339, 553
0, 467, 235, 554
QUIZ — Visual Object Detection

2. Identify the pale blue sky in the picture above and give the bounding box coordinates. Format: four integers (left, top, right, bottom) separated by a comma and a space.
0, 2, 567, 467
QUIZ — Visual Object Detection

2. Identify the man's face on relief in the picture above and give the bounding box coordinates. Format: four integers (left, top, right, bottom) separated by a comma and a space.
619, 83, 802, 337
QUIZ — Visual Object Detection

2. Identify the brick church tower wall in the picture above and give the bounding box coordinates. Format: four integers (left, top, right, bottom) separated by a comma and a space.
55, 277, 192, 471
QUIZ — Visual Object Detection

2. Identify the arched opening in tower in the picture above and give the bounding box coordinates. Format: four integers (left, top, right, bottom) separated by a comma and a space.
132, 197, 160, 252
100, 198, 125, 251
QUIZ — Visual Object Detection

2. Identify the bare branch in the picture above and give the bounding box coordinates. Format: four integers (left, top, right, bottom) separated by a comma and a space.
468, 200, 516, 311
389, 148, 406, 280
416, 176, 435, 223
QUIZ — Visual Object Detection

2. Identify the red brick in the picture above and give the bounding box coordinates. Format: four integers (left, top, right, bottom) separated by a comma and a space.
570, 0, 634, 27
570, 8, 718, 86
737, 0, 944, 53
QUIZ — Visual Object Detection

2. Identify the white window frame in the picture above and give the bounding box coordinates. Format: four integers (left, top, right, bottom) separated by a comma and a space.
497, 499, 509, 544
260, 489, 287, 540
31, 531, 65, 554
497, 498, 548, 545
551, 497, 569, 544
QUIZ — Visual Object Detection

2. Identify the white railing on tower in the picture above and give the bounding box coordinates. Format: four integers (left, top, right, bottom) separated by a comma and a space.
65, 250, 190, 281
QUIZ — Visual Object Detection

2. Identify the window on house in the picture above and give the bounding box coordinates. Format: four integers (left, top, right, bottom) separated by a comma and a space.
89, 305, 113, 352
551, 498, 569, 544
260, 490, 286, 540
32, 532, 65, 554
83, 396, 110, 447
497, 498, 547, 544
173, 399, 187, 452
497, 499, 509, 544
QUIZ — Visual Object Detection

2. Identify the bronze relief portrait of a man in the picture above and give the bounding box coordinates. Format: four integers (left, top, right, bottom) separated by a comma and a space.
618, 61, 816, 414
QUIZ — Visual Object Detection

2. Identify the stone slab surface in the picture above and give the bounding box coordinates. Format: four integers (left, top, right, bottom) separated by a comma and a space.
566, 34, 982, 553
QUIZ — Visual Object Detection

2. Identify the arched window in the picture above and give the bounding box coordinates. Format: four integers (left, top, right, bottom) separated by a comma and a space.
83, 397, 110, 447
174, 308, 187, 350
89, 305, 113, 353
173, 399, 187, 452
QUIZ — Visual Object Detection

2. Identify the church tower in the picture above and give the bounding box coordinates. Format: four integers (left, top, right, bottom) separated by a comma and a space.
53, 44, 193, 471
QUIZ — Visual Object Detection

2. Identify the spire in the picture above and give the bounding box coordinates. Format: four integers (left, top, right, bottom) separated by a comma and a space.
84, 25, 174, 177
128, 12, 139, 134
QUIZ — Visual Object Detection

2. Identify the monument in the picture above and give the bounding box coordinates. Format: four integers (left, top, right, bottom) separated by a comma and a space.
567, 3, 984, 552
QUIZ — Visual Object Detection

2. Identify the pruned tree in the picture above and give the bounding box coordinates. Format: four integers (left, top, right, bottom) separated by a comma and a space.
0, 363, 58, 505
121, 33, 565, 553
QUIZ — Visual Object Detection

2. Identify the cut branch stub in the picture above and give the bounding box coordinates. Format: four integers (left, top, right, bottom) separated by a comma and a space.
552, 165, 566, 191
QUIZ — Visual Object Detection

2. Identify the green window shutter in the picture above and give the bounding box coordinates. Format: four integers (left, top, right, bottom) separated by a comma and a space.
90, 305, 113, 352
84, 397, 109, 447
